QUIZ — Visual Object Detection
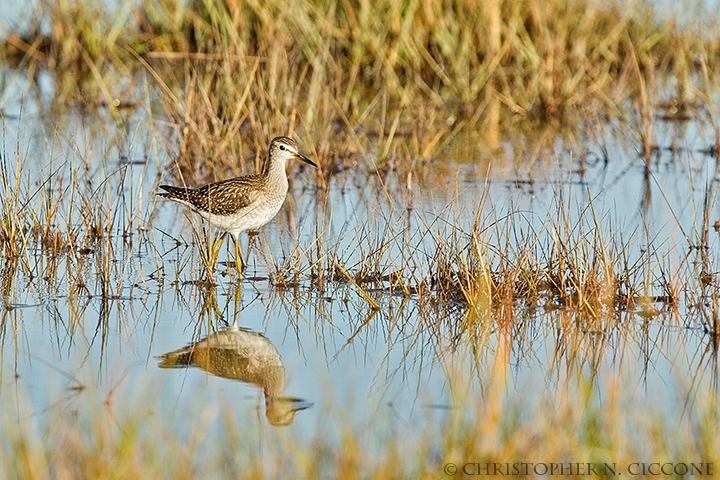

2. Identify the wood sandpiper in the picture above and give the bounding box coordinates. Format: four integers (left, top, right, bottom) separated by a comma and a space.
157, 136, 317, 274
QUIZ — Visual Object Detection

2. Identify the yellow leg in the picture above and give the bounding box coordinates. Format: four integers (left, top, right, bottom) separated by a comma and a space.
211, 234, 226, 264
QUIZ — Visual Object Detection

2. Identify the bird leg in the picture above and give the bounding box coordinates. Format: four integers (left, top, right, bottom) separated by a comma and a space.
211, 233, 227, 268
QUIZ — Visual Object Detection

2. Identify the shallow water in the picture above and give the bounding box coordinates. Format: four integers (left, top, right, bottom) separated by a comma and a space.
1, 66, 719, 474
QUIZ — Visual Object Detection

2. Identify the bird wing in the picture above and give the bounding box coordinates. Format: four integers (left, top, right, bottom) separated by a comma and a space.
159, 176, 261, 216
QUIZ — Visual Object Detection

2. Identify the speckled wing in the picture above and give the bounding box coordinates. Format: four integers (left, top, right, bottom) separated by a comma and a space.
159, 176, 259, 216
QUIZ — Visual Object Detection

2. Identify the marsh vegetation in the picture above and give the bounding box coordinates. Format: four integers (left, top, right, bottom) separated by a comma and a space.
1, 0, 719, 478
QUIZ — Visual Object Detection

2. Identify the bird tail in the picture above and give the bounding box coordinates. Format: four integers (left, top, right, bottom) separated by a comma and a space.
157, 185, 188, 199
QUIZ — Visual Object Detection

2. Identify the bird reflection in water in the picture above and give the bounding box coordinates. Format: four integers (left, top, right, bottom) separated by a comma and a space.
158, 323, 312, 426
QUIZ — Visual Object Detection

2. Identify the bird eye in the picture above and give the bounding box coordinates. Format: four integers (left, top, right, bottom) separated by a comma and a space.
279, 144, 286, 151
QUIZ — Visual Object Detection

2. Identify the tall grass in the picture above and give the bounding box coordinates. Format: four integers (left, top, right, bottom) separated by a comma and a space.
2, 0, 719, 173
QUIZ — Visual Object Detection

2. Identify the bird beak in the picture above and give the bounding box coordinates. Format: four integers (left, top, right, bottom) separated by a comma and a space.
296, 152, 318, 168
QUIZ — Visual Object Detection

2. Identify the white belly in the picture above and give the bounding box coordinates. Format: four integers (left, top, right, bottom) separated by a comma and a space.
199, 200, 284, 236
